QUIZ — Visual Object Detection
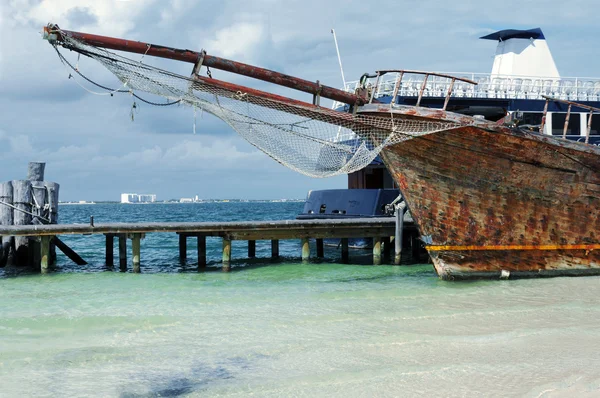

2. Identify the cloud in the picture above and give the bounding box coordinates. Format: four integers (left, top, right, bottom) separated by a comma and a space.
205, 22, 267, 62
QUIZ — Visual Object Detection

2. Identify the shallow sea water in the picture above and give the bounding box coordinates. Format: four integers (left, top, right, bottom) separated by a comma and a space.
1, 204, 599, 397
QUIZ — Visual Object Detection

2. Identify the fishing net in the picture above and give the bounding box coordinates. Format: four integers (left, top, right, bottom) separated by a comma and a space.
49, 31, 459, 178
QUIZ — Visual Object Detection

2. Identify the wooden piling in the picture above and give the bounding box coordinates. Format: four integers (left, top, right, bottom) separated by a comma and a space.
132, 233, 141, 273
222, 238, 231, 271
316, 238, 324, 258
12, 180, 32, 266
394, 205, 406, 265
411, 233, 422, 262
40, 235, 51, 273
301, 237, 310, 263
248, 240, 256, 258
382, 236, 391, 260
373, 237, 382, 265
341, 238, 349, 263
27, 162, 45, 182
197, 235, 206, 270
45, 182, 59, 265
119, 234, 127, 271
0, 182, 14, 267
179, 234, 187, 261
30, 182, 47, 223
105, 234, 114, 267
271, 239, 279, 258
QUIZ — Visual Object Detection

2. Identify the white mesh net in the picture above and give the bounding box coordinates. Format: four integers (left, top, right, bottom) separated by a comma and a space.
52, 32, 460, 178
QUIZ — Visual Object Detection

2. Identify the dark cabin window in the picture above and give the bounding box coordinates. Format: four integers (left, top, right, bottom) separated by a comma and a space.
520, 113, 543, 128
552, 113, 580, 136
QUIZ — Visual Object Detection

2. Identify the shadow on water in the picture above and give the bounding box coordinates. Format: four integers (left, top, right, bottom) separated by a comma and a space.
119, 357, 256, 397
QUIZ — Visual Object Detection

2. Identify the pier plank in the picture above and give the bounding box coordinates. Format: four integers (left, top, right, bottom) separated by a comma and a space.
0, 218, 405, 237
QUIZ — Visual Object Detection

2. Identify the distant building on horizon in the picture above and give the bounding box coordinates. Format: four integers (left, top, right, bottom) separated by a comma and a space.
121, 193, 157, 203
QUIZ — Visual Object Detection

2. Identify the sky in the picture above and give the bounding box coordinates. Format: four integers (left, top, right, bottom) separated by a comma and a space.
1, 0, 599, 201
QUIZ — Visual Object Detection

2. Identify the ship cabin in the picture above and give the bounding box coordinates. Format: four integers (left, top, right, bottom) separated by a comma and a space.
343, 27, 600, 188
299, 28, 600, 224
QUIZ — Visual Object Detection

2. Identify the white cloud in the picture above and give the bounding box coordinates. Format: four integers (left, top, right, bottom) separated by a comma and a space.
8, 135, 34, 155
204, 22, 268, 62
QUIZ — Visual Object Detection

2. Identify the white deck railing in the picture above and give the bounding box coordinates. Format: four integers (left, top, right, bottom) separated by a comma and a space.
335, 72, 600, 109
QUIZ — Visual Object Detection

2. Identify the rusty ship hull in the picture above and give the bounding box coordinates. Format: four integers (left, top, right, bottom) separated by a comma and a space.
377, 119, 600, 279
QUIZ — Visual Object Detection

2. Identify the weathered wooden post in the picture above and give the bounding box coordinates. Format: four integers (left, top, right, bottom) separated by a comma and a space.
248, 240, 256, 258
382, 236, 391, 260
27, 162, 45, 182
301, 237, 310, 263
0, 182, 14, 267
271, 239, 279, 258
40, 235, 51, 274
394, 203, 407, 265
341, 238, 349, 263
179, 234, 187, 261
29, 180, 47, 270
316, 239, 324, 258
30, 184, 47, 222
45, 182, 60, 265
222, 237, 231, 271
373, 237, 382, 265
44, 182, 59, 224
105, 234, 114, 267
119, 234, 127, 271
411, 233, 421, 262
197, 235, 206, 270
12, 180, 32, 266
131, 233, 141, 273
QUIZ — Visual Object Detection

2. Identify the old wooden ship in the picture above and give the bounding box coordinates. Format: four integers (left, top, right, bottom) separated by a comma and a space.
43, 24, 600, 279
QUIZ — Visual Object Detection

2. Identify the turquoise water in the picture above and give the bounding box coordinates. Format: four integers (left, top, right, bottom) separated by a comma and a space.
1, 204, 600, 396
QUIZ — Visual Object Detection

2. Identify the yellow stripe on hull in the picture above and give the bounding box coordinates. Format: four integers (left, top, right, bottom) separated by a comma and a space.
426, 244, 600, 251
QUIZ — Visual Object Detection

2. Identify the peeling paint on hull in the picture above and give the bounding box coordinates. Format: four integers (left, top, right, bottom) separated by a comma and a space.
379, 124, 600, 280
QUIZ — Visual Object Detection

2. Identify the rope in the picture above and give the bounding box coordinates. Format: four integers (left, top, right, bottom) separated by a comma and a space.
0, 201, 50, 223
54, 45, 181, 106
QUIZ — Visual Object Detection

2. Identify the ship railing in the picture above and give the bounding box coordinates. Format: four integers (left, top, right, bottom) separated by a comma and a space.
333, 72, 600, 108
540, 96, 600, 144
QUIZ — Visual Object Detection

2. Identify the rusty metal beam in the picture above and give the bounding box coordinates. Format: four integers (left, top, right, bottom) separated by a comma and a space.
443, 78, 456, 111
44, 24, 364, 106
540, 99, 549, 134
587, 110, 593, 144
189, 75, 390, 133
542, 95, 600, 113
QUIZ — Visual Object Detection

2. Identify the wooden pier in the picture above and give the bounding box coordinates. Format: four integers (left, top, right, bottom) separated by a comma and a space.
0, 217, 420, 273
